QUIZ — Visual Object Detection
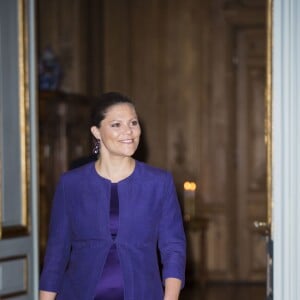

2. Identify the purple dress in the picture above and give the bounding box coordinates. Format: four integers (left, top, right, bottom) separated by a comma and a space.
94, 183, 124, 300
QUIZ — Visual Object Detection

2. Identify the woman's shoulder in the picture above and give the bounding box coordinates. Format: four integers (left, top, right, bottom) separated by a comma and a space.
135, 160, 172, 181
59, 161, 94, 183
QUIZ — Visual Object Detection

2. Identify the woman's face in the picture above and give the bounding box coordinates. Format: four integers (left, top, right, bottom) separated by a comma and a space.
91, 103, 141, 159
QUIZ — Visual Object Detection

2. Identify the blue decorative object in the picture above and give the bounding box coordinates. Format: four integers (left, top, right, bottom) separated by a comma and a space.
39, 47, 62, 90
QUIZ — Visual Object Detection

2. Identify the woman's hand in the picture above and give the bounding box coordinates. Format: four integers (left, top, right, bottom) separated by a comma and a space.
39, 290, 57, 300
164, 277, 182, 300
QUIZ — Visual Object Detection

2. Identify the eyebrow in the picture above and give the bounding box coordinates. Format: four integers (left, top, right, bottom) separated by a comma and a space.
107, 116, 138, 122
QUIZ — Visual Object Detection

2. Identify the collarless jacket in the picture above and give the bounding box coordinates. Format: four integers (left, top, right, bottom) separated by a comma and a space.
39, 161, 186, 300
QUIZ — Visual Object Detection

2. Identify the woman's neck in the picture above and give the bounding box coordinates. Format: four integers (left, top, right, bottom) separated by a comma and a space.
95, 157, 135, 183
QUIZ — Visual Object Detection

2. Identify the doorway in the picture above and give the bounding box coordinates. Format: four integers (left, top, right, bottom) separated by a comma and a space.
37, 0, 269, 292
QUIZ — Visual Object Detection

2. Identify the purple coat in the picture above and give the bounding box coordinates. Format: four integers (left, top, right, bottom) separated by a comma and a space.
39, 161, 186, 300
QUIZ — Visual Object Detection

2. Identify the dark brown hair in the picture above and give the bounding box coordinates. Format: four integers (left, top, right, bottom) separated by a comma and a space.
91, 92, 135, 127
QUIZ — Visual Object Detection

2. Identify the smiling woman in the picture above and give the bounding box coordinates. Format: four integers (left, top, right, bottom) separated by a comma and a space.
39, 92, 186, 300
90, 94, 141, 177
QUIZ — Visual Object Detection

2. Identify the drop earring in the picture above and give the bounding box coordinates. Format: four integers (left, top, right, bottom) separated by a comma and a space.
93, 139, 101, 155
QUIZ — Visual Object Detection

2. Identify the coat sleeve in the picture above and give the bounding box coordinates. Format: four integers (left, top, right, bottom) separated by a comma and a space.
39, 175, 71, 292
158, 172, 186, 287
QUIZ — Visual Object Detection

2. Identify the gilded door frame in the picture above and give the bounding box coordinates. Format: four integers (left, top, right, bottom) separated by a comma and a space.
0, 0, 30, 239
266, 0, 273, 233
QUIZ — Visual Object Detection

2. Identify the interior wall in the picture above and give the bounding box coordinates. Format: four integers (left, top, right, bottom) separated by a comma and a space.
38, 0, 103, 95
38, 0, 267, 282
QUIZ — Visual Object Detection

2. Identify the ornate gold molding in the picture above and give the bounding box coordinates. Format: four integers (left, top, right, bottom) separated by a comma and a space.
18, 0, 30, 233
265, 0, 273, 231
0, 0, 30, 239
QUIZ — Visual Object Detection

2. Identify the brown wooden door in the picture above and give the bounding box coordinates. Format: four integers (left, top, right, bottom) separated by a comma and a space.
234, 28, 267, 281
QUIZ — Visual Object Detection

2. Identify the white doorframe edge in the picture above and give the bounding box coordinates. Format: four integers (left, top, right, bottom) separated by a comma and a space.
273, 0, 300, 299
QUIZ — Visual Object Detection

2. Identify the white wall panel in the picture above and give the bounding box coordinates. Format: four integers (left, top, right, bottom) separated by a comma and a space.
273, 0, 300, 299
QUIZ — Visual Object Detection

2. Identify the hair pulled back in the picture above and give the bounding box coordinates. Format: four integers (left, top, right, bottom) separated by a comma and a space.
91, 92, 135, 128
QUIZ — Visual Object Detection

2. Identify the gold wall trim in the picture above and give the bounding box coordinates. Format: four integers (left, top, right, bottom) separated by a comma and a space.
265, 0, 273, 231
0, 0, 30, 239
